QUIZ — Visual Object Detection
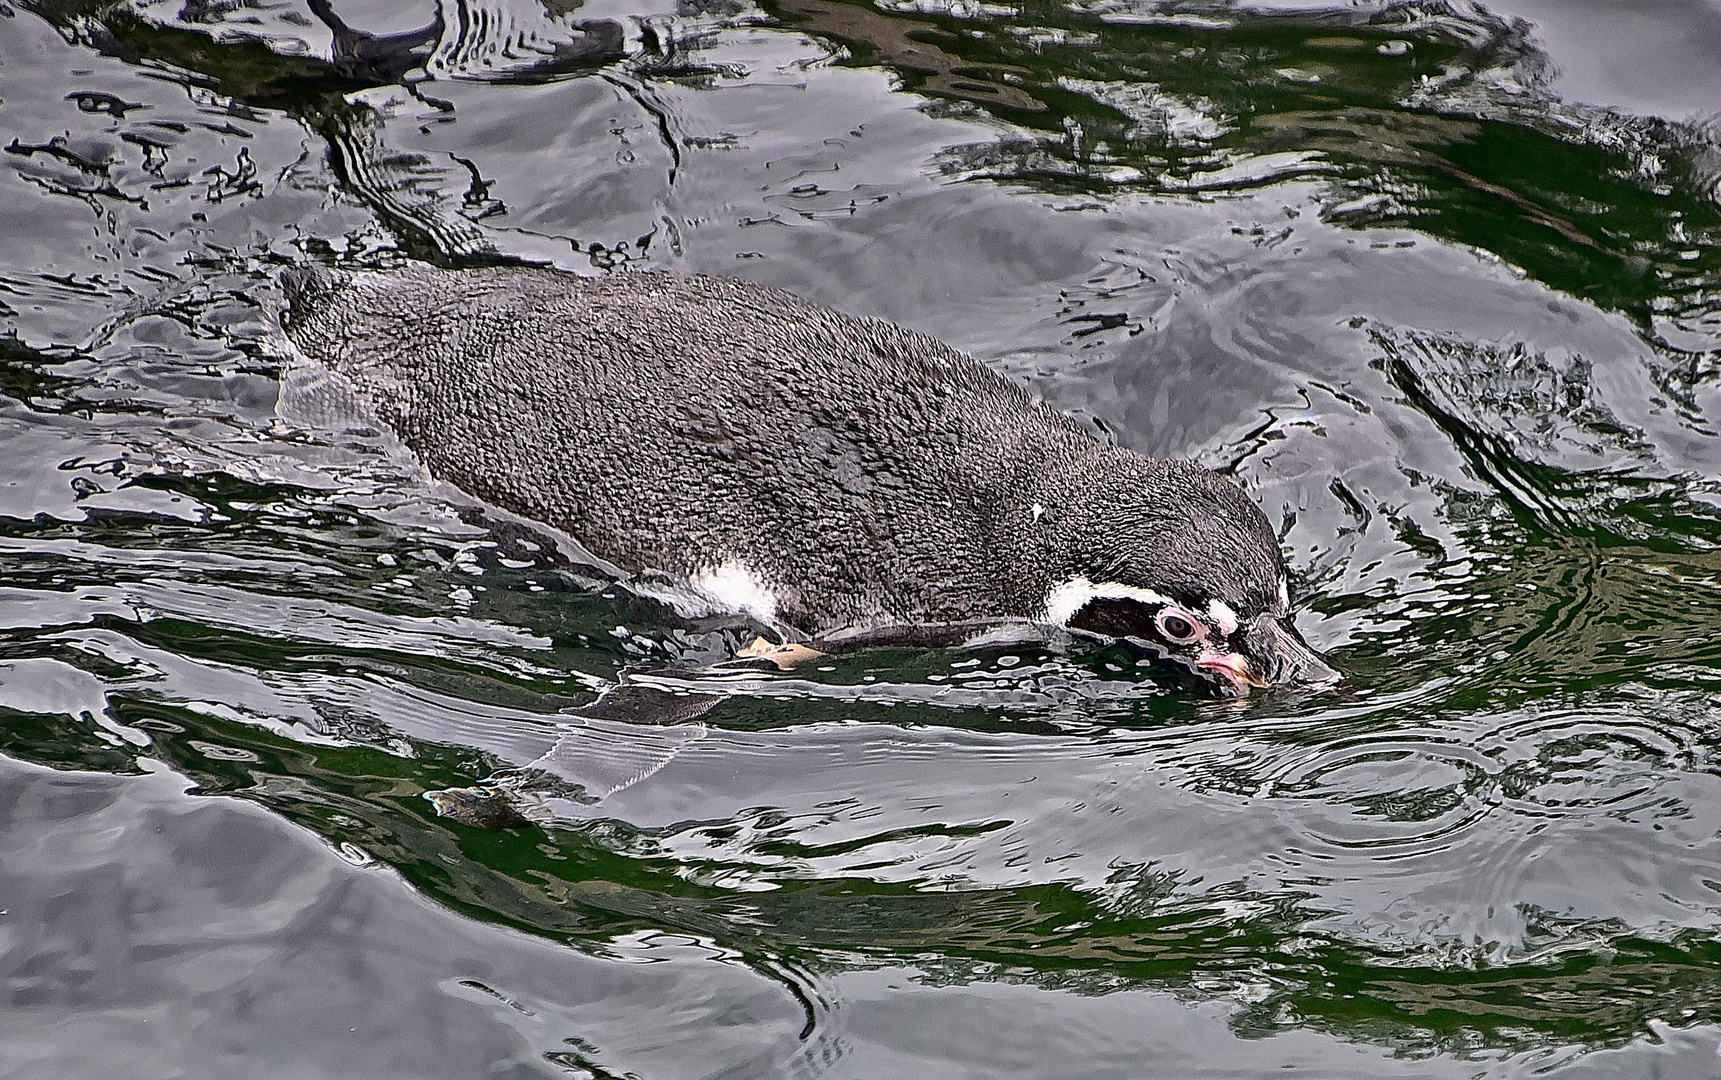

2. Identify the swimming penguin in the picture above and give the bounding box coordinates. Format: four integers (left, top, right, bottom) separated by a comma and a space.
281, 263, 1336, 695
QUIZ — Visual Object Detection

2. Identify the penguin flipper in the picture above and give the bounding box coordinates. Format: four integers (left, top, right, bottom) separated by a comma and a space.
564, 682, 726, 725
529, 714, 709, 799
530, 682, 720, 798
425, 684, 720, 828
814, 618, 1044, 651
425, 716, 707, 828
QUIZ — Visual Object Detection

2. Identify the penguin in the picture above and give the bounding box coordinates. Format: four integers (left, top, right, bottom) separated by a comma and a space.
280, 263, 1337, 695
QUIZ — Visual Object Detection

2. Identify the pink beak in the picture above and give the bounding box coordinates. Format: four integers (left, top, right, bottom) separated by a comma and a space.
1195, 649, 1267, 695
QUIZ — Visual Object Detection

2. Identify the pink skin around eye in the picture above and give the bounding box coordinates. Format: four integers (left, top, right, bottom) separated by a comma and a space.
1157, 608, 1260, 694
1168, 603, 1259, 693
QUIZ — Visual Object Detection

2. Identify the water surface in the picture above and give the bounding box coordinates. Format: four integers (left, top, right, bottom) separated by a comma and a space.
2, 0, 1720, 1076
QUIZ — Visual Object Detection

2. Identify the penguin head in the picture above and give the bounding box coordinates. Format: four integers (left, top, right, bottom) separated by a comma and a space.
1036, 458, 1337, 696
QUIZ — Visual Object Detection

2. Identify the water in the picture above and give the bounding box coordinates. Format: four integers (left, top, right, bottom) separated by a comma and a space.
2, 0, 1719, 1075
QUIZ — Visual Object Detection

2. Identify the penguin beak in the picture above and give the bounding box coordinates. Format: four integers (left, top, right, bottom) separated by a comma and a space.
1195, 616, 1338, 695
1242, 615, 1339, 690
1193, 648, 1265, 695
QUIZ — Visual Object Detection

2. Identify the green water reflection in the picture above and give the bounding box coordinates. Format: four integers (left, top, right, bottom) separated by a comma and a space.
5, 0, 1721, 1070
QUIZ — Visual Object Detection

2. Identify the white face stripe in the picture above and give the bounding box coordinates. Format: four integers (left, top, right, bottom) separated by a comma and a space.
1206, 599, 1239, 637
1278, 579, 1290, 611
1042, 577, 1176, 626
691, 562, 779, 622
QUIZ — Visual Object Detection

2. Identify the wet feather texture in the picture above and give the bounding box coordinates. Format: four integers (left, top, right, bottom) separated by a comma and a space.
283, 265, 1294, 653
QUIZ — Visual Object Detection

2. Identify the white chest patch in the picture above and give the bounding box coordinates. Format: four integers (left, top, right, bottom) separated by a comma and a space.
691, 562, 780, 622
1041, 577, 1175, 626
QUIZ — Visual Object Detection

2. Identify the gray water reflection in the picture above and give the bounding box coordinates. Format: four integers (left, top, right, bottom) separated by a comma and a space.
3, 0, 1721, 1076
0, 755, 807, 1079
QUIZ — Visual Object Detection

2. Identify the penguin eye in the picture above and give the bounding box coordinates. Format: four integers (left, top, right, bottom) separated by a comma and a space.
1155, 609, 1203, 644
